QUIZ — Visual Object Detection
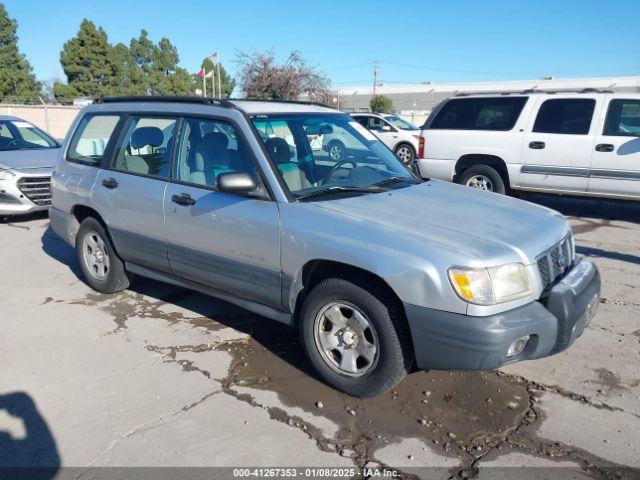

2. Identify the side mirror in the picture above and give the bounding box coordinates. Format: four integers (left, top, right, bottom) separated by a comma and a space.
380, 125, 393, 132
217, 172, 257, 195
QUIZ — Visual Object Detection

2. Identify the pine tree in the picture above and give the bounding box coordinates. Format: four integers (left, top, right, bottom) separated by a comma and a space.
54, 19, 119, 102
0, 4, 41, 102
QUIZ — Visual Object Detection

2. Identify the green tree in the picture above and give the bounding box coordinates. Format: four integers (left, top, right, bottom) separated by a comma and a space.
112, 42, 146, 95
369, 95, 393, 113
54, 19, 119, 102
194, 57, 235, 98
0, 4, 41, 102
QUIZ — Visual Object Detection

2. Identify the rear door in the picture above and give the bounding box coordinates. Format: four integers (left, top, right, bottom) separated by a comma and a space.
93, 115, 178, 272
589, 97, 640, 198
164, 116, 281, 308
520, 97, 599, 192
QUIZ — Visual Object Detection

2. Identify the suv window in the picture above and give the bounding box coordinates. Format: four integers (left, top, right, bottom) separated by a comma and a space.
429, 97, 527, 131
368, 116, 387, 131
67, 115, 121, 165
67, 115, 120, 165
111, 116, 177, 179
604, 99, 640, 136
173, 117, 256, 189
533, 99, 596, 135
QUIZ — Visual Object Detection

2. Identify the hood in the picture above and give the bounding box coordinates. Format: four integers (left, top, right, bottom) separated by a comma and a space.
0, 148, 60, 172
313, 180, 570, 265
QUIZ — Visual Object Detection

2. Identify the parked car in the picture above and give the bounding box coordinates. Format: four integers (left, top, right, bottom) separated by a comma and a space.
50, 97, 600, 397
417, 91, 640, 200
0, 116, 60, 217
351, 113, 420, 166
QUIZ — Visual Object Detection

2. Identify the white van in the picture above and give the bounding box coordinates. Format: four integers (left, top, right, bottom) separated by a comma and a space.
417, 91, 640, 200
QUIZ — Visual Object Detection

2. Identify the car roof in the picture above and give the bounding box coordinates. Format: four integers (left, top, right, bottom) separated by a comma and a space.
0, 115, 26, 121
90, 96, 340, 116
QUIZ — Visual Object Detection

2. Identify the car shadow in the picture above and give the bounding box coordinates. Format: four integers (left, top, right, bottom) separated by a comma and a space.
0, 392, 60, 480
523, 193, 640, 224
39, 225, 317, 380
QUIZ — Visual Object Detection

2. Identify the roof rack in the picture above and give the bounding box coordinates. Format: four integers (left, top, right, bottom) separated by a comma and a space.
455, 88, 614, 97
95, 95, 332, 109
96, 95, 235, 107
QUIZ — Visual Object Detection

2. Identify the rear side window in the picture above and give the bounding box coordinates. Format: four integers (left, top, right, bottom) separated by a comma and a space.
67, 115, 121, 165
604, 99, 640, 136
429, 97, 527, 131
533, 99, 595, 135
111, 116, 177, 179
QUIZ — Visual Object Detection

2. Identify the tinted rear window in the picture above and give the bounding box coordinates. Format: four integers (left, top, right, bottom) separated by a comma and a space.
533, 98, 595, 135
429, 97, 528, 131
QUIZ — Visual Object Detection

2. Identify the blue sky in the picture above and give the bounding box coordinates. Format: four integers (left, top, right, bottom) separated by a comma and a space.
5, 0, 640, 87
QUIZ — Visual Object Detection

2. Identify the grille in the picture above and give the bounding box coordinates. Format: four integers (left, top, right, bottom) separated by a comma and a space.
17, 176, 52, 206
537, 235, 575, 291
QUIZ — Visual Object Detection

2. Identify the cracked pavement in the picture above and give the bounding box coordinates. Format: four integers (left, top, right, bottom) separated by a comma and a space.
0, 194, 639, 479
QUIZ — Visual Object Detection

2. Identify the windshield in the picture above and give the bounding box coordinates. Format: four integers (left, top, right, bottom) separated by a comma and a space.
0, 120, 58, 151
383, 115, 418, 131
252, 113, 416, 199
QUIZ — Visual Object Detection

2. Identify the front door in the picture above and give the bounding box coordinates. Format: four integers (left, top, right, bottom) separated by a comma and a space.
520, 97, 599, 193
164, 116, 281, 308
93, 115, 178, 272
589, 97, 640, 198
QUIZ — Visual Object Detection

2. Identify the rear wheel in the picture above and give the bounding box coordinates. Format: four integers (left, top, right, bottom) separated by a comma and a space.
76, 217, 131, 293
327, 141, 345, 162
395, 143, 415, 166
300, 278, 412, 397
458, 164, 506, 194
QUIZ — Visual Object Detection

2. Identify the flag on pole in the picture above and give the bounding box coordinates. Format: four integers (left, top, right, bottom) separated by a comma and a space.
197, 69, 214, 78
208, 52, 219, 63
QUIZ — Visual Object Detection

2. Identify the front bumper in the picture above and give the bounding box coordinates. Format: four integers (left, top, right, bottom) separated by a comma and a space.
405, 258, 600, 370
0, 174, 52, 216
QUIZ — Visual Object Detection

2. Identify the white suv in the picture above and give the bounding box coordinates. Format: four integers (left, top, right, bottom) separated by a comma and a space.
351, 113, 420, 166
417, 91, 640, 200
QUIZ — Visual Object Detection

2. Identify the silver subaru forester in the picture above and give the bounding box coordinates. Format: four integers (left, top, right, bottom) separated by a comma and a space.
50, 97, 601, 396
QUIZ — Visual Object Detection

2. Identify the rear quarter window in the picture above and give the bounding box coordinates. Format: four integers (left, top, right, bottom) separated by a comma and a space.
67, 114, 121, 165
429, 97, 528, 131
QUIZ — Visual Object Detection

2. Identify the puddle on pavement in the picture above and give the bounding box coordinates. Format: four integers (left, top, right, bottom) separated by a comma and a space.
216, 316, 532, 467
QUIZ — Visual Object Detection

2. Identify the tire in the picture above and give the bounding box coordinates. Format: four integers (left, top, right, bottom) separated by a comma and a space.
458, 164, 506, 194
299, 277, 413, 397
76, 217, 132, 294
394, 143, 415, 166
326, 141, 345, 162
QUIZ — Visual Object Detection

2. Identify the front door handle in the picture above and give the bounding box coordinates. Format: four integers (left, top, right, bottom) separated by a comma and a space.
529, 141, 545, 149
171, 193, 196, 206
595, 143, 615, 152
101, 178, 118, 189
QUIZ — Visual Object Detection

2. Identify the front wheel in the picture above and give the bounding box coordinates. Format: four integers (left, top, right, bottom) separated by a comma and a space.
395, 143, 415, 166
76, 217, 132, 293
458, 164, 506, 194
300, 278, 412, 397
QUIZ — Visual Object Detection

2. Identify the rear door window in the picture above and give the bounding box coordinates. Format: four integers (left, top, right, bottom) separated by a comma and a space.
533, 99, 596, 135
67, 114, 121, 165
603, 99, 640, 136
110, 116, 177, 179
429, 97, 528, 131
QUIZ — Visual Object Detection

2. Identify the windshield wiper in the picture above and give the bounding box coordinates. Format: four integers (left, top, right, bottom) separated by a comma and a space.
371, 176, 422, 188
296, 185, 381, 201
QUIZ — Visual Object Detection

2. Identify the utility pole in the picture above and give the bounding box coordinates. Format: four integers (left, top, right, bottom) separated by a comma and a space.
372, 61, 380, 96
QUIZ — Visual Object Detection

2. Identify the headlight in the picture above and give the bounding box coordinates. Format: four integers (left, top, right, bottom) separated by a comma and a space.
448, 263, 532, 305
0, 169, 15, 181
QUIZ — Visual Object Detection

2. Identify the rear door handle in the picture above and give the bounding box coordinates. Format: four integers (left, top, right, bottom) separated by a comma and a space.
171, 193, 196, 206
101, 178, 118, 189
529, 141, 545, 149
595, 143, 614, 152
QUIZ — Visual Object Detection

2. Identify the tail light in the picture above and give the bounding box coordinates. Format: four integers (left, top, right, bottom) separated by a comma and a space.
418, 136, 425, 158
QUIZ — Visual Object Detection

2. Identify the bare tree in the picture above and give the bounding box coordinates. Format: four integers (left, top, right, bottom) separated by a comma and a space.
236, 50, 332, 104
